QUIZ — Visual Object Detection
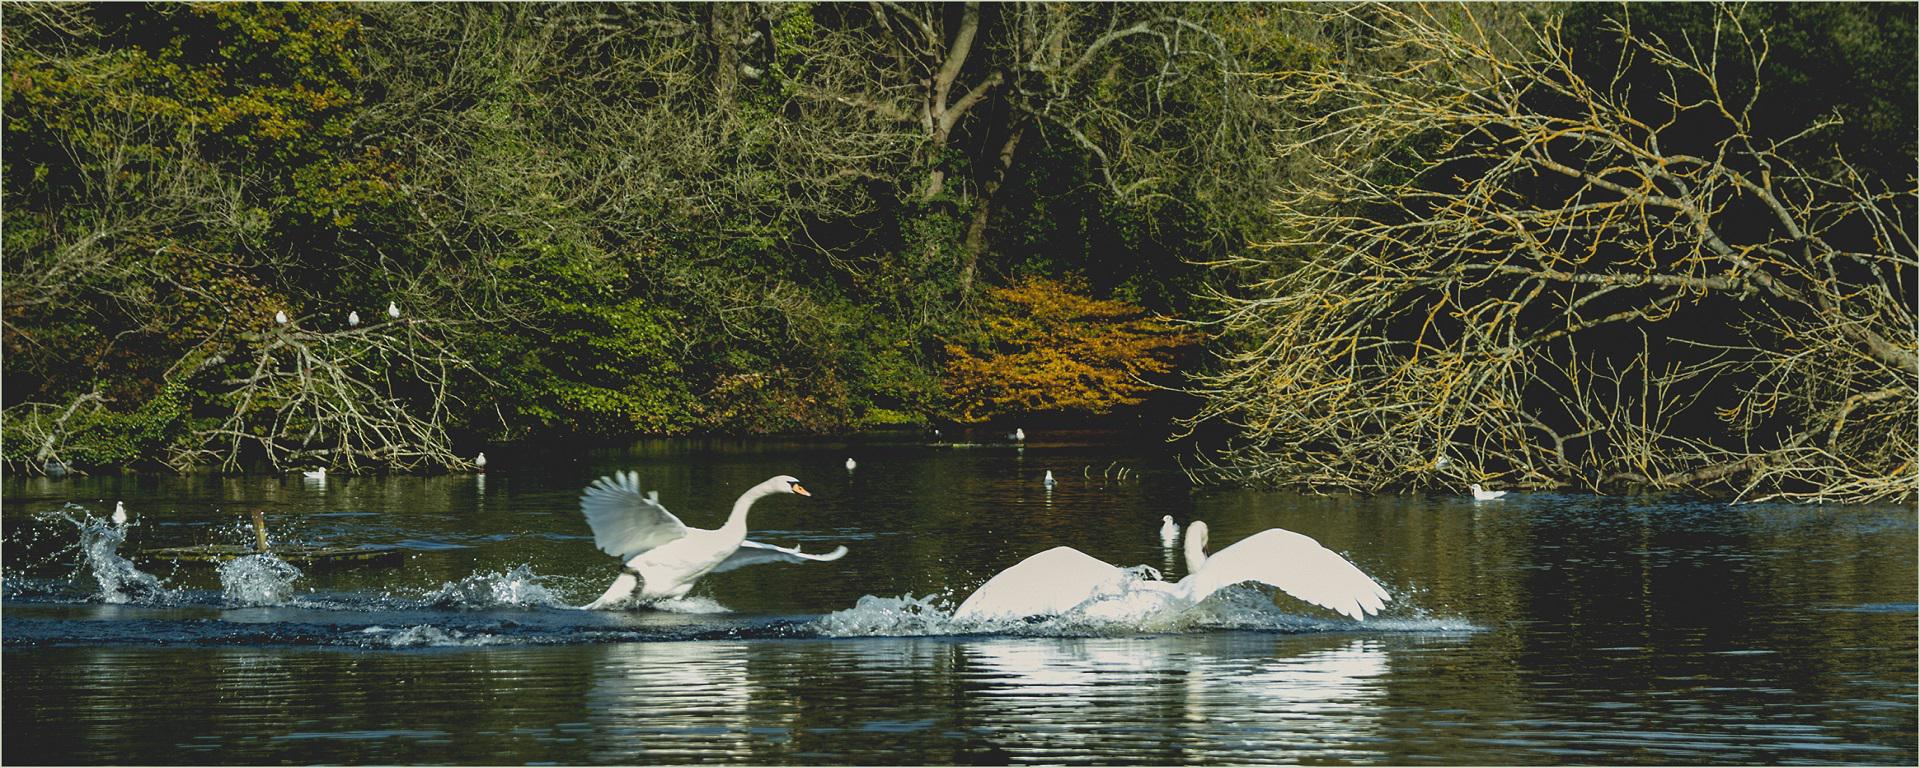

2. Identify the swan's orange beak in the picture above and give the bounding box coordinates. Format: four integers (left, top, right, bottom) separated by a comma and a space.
790, 482, 811, 497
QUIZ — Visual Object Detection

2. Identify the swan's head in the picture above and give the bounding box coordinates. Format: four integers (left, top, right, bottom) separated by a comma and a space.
1186, 520, 1209, 549
761, 474, 810, 497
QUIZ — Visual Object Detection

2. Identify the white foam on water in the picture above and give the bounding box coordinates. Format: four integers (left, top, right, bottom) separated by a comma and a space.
421, 564, 570, 609
812, 575, 1481, 639
217, 554, 302, 607
360, 624, 508, 648
649, 595, 731, 613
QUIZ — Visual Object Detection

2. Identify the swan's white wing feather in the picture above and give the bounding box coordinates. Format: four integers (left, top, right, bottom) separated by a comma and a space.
1183, 528, 1391, 620
953, 546, 1127, 621
579, 471, 691, 560
709, 540, 849, 574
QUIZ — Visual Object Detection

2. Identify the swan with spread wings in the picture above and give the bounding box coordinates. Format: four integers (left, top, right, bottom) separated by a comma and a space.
953, 520, 1390, 622
579, 472, 847, 609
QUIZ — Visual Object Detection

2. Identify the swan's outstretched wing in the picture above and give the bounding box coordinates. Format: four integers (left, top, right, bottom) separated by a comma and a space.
579, 471, 691, 560
1182, 528, 1391, 620
710, 540, 849, 574
953, 546, 1129, 621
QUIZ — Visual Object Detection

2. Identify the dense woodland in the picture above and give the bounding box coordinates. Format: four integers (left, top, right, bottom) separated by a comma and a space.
3, 3, 1913, 502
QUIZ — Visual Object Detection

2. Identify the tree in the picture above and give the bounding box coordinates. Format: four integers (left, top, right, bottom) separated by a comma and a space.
944, 275, 1193, 422
1187, 4, 1916, 503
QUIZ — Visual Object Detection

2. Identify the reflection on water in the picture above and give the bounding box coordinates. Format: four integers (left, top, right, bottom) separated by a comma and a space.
587, 642, 760, 762
3, 431, 1915, 764
963, 636, 1391, 763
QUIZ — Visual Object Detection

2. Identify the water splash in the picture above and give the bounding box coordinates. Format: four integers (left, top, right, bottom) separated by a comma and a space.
812, 578, 1481, 639
422, 564, 570, 609
359, 625, 508, 648
811, 594, 957, 637
650, 595, 731, 613
216, 554, 302, 607
37, 508, 179, 605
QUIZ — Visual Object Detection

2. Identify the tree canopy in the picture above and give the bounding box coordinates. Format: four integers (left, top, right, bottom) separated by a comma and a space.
4, 2, 1912, 502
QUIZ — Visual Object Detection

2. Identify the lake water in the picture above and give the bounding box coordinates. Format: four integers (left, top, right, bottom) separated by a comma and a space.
4, 432, 1914, 764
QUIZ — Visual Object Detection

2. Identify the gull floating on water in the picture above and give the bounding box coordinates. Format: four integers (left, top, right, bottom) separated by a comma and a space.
475, 452, 487, 471
1469, 483, 1506, 501
846, 457, 856, 471
387, 301, 401, 319
348, 310, 361, 327
302, 468, 327, 480
1043, 470, 1056, 489
274, 310, 288, 325
111, 501, 128, 526
1160, 515, 1178, 546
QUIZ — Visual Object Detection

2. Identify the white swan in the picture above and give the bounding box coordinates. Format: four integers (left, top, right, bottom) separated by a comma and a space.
953, 521, 1390, 622
580, 472, 847, 609
1469, 483, 1506, 501
1159, 515, 1178, 545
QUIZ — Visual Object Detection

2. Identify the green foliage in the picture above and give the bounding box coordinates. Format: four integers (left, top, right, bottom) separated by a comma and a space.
1, 381, 191, 469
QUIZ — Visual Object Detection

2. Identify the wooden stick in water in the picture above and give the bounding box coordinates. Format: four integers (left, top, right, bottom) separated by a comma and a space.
251, 509, 269, 553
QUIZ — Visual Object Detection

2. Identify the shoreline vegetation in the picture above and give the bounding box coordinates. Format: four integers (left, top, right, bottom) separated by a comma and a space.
4, 3, 1913, 503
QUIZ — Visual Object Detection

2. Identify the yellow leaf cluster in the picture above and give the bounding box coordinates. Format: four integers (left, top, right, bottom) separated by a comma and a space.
944, 276, 1195, 422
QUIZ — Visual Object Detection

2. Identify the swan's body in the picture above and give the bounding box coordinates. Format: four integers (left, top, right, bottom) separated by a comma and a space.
580, 473, 845, 609
1043, 470, 1056, 489
302, 468, 326, 480
1469, 483, 1506, 501
1159, 515, 1178, 546
954, 521, 1389, 622
111, 501, 128, 527
387, 301, 401, 319
348, 310, 361, 327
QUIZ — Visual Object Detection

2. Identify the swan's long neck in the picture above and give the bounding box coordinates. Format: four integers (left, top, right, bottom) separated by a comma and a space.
1184, 531, 1208, 574
723, 485, 773, 534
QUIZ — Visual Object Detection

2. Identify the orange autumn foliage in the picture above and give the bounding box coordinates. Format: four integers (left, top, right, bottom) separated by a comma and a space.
943, 276, 1195, 422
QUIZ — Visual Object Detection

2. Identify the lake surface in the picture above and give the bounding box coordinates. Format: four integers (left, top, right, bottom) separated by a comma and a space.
4, 431, 1915, 764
